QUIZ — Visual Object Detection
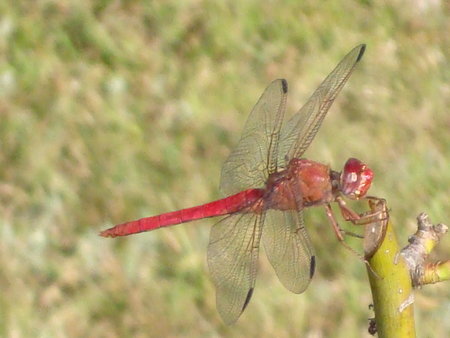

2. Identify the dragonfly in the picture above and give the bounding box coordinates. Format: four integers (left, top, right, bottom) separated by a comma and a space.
100, 44, 373, 324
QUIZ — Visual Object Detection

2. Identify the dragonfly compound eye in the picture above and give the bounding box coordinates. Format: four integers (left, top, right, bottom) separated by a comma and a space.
341, 158, 374, 199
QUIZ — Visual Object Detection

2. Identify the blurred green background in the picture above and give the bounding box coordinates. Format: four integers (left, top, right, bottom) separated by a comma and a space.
1, 0, 449, 337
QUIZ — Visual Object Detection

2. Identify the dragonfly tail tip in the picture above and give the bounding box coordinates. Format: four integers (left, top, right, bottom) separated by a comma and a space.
99, 230, 114, 238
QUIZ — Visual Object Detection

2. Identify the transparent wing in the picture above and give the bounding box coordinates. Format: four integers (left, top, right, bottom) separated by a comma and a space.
220, 79, 288, 195
277, 44, 366, 167
207, 212, 264, 324
262, 209, 315, 293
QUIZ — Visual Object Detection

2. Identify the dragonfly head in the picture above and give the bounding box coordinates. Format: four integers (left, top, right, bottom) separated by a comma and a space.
340, 158, 373, 199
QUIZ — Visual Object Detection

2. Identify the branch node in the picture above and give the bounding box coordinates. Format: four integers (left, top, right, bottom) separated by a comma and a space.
401, 213, 448, 286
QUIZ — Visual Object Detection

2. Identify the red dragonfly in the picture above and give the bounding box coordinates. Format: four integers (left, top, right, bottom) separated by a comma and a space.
101, 44, 373, 324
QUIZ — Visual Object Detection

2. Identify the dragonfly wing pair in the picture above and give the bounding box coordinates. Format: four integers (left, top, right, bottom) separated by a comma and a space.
208, 208, 313, 324
209, 44, 366, 324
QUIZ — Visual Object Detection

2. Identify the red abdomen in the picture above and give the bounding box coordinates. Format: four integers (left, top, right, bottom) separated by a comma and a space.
100, 188, 264, 237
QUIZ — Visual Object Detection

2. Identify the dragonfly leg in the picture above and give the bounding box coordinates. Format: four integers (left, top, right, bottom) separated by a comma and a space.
324, 204, 345, 241
336, 196, 387, 226
341, 230, 364, 239
324, 204, 373, 266
325, 204, 363, 239
326, 201, 385, 280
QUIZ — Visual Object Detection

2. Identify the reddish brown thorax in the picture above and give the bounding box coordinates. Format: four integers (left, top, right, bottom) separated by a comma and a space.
288, 159, 333, 205
260, 157, 373, 213
263, 158, 333, 211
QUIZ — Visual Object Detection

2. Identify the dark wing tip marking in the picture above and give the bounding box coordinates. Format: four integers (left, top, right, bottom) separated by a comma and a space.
356, 44, 366, 62
242, 288, 254, 311
281, 79, 288, 93
310, 255, 316, 279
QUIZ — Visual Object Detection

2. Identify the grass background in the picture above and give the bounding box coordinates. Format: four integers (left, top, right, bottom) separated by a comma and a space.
1, 0, 449, 337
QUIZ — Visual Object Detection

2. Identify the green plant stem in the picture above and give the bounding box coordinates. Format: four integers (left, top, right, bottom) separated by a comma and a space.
366, 201, 416, 338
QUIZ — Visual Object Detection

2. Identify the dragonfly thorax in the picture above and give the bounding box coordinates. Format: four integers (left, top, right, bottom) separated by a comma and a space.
263, 158, 334, 211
